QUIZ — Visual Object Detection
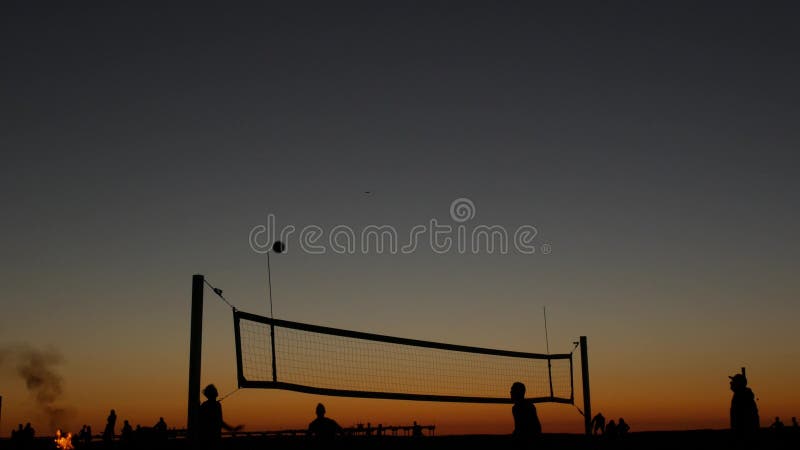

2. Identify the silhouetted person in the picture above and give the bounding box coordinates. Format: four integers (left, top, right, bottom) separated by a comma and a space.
591, 412, 606, 435
605, 419, 617, 439
11, 424, 22, 440
412, 421, 423, 438
198, 384, 241, 449
510, 382, 542, 444
617, 418, 630, 436
120, 420, 133, 447
10, 424, 23, 449
20, 422, 35, 449
308, 403, 342, 441
23, 423, 34, 439
103, 409, 117, 447
792, 416, 798, 428
78, 425, 87, 447
15, 423, 35, 450
729, 373, 759, 441
153, 417, 167, 441
769, 416, 784, 430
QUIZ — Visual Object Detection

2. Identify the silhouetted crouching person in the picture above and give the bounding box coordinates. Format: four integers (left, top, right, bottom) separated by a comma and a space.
510, 382, 542, 446
198, 384, 242, 450
308, 403, 343, 441
729, 373, 759, 447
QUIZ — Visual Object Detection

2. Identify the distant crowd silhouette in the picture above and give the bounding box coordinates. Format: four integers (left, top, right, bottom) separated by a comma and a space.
7, 410, 170, 449
8, 423, 35, 448
101, 409, 171, 449
590, 412, 631, 438
8, 375, 800, 449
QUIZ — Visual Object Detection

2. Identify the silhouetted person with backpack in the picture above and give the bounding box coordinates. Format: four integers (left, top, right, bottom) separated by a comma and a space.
510, 382, 542, 444
729, 373, 759, 445
308, 403, 343, 441
591, 412, 606, 435
198, 384, 241, 449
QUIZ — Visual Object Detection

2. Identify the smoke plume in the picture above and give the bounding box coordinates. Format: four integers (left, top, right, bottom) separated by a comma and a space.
0, 344, 72, 428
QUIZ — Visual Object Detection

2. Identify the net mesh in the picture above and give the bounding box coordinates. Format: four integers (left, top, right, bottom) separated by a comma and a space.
236, 312, 573, 403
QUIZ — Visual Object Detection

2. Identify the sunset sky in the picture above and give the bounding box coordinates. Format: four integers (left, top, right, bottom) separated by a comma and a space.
1, 1, 799, 436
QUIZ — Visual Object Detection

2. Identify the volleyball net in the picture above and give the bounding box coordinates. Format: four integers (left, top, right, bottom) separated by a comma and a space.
233, 310, 574, 404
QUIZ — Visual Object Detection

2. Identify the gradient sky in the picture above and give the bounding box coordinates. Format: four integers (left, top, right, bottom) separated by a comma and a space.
1, 1, 799, 436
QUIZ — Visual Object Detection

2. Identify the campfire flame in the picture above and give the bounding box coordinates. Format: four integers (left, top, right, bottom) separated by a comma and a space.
54, 429, 74, 450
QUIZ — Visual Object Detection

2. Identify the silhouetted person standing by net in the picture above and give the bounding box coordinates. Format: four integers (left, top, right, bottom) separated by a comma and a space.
729, 373, 759, 445
198, 384, 241, 450
510, 382, 541, 445
308, 403, 343, 441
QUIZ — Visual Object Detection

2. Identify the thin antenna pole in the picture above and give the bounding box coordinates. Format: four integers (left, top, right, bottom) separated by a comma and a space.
543, 306, 551, 354
544, 306, 554, 399
267, 251, 274, 319
267, 251, 277, 382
